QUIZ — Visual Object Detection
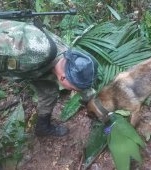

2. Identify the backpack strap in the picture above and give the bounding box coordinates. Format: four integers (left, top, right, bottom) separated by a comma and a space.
33, 18, 57, 61
0, 56, 8, 71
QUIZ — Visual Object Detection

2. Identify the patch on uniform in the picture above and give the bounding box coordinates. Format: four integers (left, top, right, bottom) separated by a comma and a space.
7, 58, 17, 70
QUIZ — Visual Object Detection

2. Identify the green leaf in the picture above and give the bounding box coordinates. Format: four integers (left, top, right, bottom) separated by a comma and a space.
115, 110, 131, 116
99, 64, 124, 88
0, 90, 6, 99
107, 115, 144, 170
108, 130, 140, 170
1, 102, 26, 162
51, 0, 63, 4
3, 102, 25, 139
78, 41, 112, 63
115, 115, 145, 147
84, 122, 107, 169
107, 5, 121, 20
60, 93, 81, 121
32, 93, 38, 103
75, 21, 151, 90
113, 49, 151, 67
82, 37, 116, 51
35, 0, 43, 12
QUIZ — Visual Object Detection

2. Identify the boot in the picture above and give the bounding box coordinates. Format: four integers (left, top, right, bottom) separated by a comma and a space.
35, 114, 69, 137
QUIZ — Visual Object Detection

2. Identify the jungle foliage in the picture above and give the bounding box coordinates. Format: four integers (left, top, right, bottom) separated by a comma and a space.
0, 0, 151, 169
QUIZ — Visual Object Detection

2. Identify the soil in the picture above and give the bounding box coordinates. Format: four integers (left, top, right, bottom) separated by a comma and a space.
1, 79, 151, 170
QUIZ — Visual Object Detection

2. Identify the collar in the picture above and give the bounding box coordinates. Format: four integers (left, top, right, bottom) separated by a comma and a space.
93, 97, 109, 117
93, 97, 115, 123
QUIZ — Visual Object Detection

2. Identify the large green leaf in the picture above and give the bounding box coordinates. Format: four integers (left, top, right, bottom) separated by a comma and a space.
107, 114, 145, 170
84, 122, 107, 170
113, 115, 145, 147
74, 21, 151, 87
3, 102, 25, 138
1, 102, 26, 162
82, 21, 138, 48
60, 93, 81, 121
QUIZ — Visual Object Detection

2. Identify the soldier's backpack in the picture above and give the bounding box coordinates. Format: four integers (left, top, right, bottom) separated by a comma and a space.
0, 19, 58, 79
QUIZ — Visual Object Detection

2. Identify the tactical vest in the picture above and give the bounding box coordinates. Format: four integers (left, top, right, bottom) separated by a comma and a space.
0, 19, 66, 79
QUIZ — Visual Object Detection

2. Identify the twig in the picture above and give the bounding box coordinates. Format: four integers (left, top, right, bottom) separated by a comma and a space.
78, 153, 84, 170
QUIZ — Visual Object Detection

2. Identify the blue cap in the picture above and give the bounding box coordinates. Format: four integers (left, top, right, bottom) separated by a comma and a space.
64, 49, 98, 89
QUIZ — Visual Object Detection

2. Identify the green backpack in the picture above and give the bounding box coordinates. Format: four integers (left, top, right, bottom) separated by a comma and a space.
0, 19, 60, 79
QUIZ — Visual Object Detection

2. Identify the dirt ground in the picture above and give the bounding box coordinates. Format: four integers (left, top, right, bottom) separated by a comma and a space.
1, 80, 151, 170
19, 93, 151, 170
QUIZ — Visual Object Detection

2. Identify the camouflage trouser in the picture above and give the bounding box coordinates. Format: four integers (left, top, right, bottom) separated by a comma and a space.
32, 80, 59, 117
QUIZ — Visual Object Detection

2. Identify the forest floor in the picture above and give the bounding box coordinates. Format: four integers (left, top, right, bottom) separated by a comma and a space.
1, 1, 151, 169
1, 79, 151, 170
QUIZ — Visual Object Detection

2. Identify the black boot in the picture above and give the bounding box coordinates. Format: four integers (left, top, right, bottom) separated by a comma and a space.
35, 115, 69, 137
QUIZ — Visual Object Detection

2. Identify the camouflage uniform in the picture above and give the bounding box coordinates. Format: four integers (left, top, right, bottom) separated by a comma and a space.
0, 19, 97, 137
0, 19, 95, 119
0, 19, 69, 117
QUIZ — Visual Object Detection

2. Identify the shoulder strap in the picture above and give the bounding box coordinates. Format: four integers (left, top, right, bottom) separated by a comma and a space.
33, 18, 57, 61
